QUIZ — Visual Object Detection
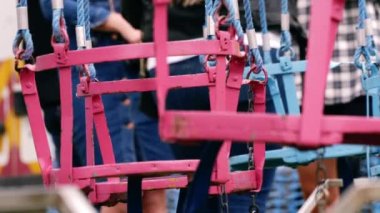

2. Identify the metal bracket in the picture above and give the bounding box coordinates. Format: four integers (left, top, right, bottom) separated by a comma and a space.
279, 56, 293, 72
20, 68, 37, 96
52, 42, 68, 65
219, 31, 231, 51
92, 95, 105, 114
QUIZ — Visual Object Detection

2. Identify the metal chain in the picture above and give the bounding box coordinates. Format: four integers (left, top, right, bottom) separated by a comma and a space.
315, 147, 327, 213
249, 193, 259, 213
219, 185, 229, 213
247, 83, 258, 213
247, 83, 254, 170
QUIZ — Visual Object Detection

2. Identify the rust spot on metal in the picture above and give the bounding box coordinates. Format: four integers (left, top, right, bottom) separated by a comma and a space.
167, 177, 179, 188
173, 116, 188, 137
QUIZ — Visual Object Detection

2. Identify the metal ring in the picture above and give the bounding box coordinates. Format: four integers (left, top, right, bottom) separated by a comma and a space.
50, 17, 70, 49
246, 65, 268, 85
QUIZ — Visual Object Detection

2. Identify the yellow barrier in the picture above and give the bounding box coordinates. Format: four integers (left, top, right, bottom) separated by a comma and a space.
0, 59, 40, 175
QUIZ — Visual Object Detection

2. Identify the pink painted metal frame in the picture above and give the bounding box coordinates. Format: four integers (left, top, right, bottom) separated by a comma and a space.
17, 0, 263, 204
158, 0, 380, 147
19, 0, 373, 205
20, 64, 206, 204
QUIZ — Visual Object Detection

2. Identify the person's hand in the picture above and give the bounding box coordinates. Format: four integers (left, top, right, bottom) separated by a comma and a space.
94, 12, 142, 43
121, 28, 142, 44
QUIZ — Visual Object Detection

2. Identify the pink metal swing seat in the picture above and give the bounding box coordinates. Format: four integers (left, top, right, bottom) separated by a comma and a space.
157, 0, 380, 147
17, 0, 380, 205
17, 0, 264, 205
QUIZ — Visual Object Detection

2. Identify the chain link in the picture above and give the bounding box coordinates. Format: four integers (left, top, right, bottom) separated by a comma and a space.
315, 147, 327, 213
219, 185, 229, 213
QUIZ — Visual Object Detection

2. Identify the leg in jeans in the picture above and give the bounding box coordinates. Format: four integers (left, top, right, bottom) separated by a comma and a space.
126, 68, 176, 213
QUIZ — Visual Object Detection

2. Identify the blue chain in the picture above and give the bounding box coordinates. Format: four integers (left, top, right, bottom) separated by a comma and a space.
354, 0, 373, 70
357, 0, 367, 29
200, 0, 219, 64
77, 0, 91, 44
223, 0, 244, 43
83, 0, 96, 78
357, 0, 371, 178
281, 0, 288, 13
206, 0, 243, 43
358, 0, 380, 62
52, 0, 67, 44
12, 0, 34, 61
258, 0, 267, 33
242, 0, 263, 73
243, 0, 253, 30
77, 0, 96, 79
204, 0, 220, 40
212, 0, 221, 15
258, 0, 271, 64
77, 0, 85, 30
356, 0, 380, 185
205, 0, 214, 16
84, 0, 91, 40
277, 0, 294, 59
